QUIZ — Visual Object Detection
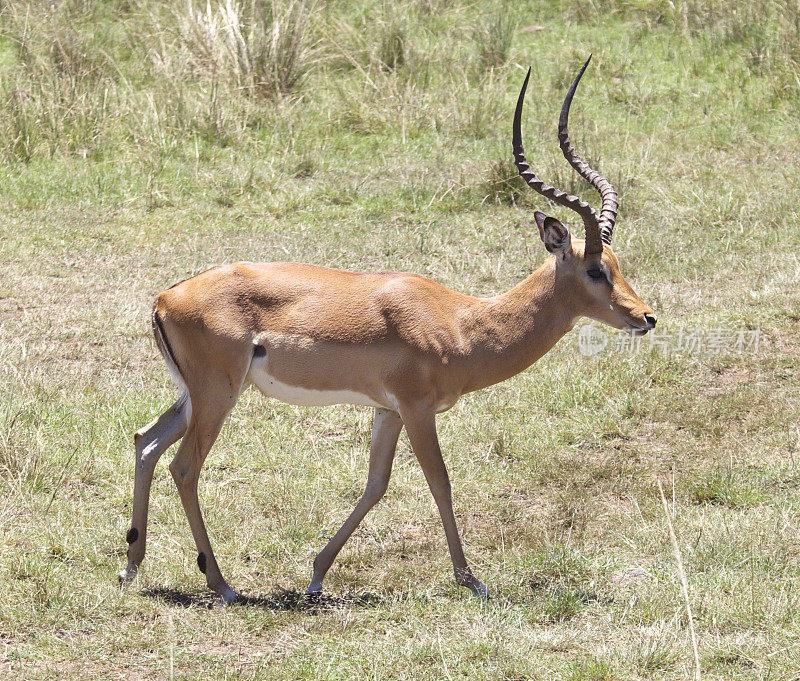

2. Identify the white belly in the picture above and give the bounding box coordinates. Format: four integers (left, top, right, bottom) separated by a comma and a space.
248, 363, 384, 408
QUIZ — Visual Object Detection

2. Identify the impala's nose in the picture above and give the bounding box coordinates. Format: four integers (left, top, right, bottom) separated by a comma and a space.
644, 313, 657, 329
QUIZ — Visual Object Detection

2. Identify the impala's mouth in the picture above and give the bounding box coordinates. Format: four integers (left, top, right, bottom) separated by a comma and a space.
624, 312, 657, 336
626, 322, 652, 336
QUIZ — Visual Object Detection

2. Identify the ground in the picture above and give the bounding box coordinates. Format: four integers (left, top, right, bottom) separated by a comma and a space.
1, 1, 799, 679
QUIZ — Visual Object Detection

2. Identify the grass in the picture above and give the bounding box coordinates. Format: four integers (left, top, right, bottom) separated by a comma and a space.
1, 0, 800, 678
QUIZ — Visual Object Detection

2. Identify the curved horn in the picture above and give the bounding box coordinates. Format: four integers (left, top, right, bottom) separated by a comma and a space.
513, 66, 604, 256
558, 55, 618, 246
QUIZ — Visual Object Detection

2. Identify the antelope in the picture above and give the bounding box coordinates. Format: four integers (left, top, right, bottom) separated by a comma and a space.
119, 56, 656, 604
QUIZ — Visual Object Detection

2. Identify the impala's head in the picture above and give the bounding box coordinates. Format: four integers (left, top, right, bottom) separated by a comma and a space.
533, 211, 656, 334
513, 55, 656, 335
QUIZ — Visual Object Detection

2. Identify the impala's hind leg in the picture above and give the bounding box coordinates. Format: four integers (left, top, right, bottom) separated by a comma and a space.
120, 394, 190, 582
168, 378, 244, 605
306, 408, 403, 595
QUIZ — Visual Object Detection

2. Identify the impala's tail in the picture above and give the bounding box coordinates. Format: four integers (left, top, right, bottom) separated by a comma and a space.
152, 306, 189, 401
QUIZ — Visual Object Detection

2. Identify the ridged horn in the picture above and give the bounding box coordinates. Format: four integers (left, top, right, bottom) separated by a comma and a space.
558, 55, 618, 246
513, 66, 604, 256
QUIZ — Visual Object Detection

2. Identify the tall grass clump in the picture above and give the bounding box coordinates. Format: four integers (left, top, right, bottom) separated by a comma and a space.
377, 16, 407, 72
325, 9, 422, 78
0, 1, 115, 161
176, 0, 318, 98
0, 0, 319, 162
570, 0, 800, 99
482, 158, 529, 205
472, 5, 515, 73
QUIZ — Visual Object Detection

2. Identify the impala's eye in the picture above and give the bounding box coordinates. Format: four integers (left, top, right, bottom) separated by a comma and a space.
587, 267, 606, 281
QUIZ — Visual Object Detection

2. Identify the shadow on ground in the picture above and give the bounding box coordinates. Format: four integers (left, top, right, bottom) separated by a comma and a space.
142, 586, 390, 611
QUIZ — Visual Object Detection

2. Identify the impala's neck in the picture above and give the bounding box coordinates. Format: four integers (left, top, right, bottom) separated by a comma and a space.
460, 258, 579, 393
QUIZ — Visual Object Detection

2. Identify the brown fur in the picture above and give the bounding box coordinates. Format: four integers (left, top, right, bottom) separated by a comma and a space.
119, 232, 654, 603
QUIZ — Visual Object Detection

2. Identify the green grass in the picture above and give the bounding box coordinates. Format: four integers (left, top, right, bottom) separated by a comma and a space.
2, 0, 800, 678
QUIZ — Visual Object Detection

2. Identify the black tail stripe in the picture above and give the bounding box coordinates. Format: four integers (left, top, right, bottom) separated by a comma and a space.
153, 308, 183, 378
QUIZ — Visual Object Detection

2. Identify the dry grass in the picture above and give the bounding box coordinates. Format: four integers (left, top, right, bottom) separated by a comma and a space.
174, 0, 318, 98
1, 0, 800, 679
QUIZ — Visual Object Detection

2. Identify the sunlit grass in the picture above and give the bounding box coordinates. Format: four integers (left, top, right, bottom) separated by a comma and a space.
1, 0, 799, 679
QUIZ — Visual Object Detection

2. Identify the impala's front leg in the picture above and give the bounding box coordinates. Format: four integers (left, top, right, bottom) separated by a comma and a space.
306, 407, 403, 595
400, 404, 489, 599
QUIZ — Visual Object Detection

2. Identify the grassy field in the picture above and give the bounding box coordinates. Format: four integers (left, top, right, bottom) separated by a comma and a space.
2, 0, 800, 678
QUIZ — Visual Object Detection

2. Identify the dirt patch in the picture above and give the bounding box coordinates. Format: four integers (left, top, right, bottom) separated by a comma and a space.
9, 659, 148, 681
184, 631, 304, 665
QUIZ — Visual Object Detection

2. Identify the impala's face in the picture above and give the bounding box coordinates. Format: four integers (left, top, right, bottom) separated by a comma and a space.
572, 244, 656, 334
535, 212, 656, 334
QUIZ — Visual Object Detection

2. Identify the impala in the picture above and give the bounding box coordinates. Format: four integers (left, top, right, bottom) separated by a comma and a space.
119, 57, 656, 604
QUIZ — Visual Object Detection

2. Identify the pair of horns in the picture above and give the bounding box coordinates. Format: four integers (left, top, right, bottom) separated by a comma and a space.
513, 55, 618, 256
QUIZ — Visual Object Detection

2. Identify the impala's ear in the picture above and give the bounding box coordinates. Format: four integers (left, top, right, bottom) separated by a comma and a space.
534, 211, 571, 255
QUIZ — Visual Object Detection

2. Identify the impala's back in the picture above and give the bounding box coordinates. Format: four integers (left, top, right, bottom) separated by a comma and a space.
155, 261, 483, 411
